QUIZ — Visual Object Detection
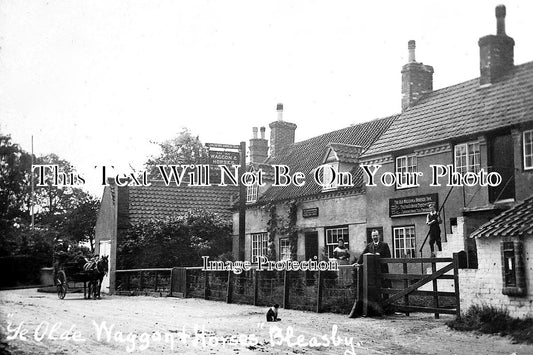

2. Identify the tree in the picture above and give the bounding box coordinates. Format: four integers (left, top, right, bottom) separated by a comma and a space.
118, 209, 232, 269
145, 128, 208, 177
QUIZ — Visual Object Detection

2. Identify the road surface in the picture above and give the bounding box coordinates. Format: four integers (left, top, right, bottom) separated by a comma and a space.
1, 288, 531, 354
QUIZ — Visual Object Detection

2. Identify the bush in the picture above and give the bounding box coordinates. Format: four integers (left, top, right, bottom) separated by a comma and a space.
447, 305, 533, 344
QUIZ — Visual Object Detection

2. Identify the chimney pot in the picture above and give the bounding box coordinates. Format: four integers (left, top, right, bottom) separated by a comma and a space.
276, 103, 284, 121
260, 126, 266, 139
252, 127, 258, 139
408, 40, 416, 63
496, 4, 506, 35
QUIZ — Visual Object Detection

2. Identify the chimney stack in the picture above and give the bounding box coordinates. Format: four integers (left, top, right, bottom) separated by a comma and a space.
269, 103, 297, 157
478, 5, 514, 85
276, 103, 284, 121
249, 127, 268, 164
401, 40, 434, 111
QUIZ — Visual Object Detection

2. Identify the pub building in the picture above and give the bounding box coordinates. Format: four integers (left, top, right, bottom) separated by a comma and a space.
233, 5, 533, 276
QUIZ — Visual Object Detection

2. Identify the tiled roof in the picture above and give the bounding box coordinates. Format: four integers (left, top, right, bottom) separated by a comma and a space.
470, 195, 533, 239
254, 115, 398, 203
327, 143, 363, 164
121, 181, 237, 225
363, 61, 533, 157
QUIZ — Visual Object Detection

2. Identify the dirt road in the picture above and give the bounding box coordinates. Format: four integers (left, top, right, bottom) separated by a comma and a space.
0, 289, 531, 355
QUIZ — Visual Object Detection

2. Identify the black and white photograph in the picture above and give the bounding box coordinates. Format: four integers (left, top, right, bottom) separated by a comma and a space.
1, 1, 533, 354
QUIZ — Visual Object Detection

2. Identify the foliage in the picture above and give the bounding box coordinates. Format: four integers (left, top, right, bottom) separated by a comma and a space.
447, 305, 533, 344
265, 200, 299, 261
118, 209, 232, 269
145, 128, 208, 178
0, 133, 100, 285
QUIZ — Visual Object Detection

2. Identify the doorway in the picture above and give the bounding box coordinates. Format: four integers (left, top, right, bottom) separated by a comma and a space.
489, 134, 515, 202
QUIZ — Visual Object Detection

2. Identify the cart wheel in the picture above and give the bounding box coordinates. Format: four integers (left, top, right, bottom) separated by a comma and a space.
56, 270, 68, 299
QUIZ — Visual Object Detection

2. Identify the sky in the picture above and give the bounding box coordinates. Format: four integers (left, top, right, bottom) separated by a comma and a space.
1, 0, 532, 197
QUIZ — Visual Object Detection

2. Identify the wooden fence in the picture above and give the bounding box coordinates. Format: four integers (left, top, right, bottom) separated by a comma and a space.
115, 266, 358, 314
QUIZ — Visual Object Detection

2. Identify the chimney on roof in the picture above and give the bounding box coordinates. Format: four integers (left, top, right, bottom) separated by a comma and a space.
401, 40, 434, 111
249, 126, 268, 164
269, 103, 297, 157
478, 5, 514, 85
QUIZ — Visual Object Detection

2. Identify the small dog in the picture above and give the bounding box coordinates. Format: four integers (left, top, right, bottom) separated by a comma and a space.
266, 304, 281, 322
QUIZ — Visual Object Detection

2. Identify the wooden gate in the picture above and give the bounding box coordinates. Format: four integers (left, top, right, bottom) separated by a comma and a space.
170, 267, 188, 298
351, 252, 465, 318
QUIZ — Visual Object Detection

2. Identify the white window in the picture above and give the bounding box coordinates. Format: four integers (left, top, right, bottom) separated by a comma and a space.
325, 226, 349, 258
279, 238, 291, 261
393, 226, 416, 258
319, 163, 338, 191
524, 130, 533, 170
251, 233, 268, 263
396, 155, 417, 188
454, 142, 480, 175
246, 184, 258, 203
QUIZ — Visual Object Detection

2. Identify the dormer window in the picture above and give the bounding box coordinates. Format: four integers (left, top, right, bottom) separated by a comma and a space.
321, 163, 339, 191
319, 143, 362, 192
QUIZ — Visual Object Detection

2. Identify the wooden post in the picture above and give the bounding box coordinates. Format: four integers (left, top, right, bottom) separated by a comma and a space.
154, 271, 159, 292
169, 269, 174, 297
139, 271, 144, 291
226, 270, 233, 303
204, 270, 209, 300
316, 270, 323, 313
238, 141, 246, 260
349, 265, 364, 318
253, 269, 259, 306
431, 260, 440, 319
453, 253, 461, 318
403, 262, 410, 316
183, 269, 189, 298
282, 270, 289, 309
362, 254, 382, 316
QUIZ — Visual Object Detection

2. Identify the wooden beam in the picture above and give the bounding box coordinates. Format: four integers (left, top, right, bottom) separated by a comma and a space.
380, 258, 453, 264
393, 305, 456, 315
382, 263, 454, 306
381, 288, 456, 297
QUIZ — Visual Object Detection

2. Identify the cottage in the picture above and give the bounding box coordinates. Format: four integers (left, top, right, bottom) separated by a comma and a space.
94, 181, 237, 293
460, 195, 533, 318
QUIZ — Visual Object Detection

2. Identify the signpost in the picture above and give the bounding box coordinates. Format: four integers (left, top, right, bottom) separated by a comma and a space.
206, 141, 246, 260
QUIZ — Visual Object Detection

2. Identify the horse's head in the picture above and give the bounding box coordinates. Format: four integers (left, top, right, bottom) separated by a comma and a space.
97, 255, 109, 275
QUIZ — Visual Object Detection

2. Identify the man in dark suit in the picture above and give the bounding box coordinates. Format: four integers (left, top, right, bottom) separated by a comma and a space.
357, 229, 391, 273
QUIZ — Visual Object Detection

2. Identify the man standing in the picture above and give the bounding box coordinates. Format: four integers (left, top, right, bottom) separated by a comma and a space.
426, 203, 442, 257
357, 229, 391, 272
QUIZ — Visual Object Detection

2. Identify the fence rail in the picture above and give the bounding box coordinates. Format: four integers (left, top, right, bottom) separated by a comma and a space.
115, 265, 358, 314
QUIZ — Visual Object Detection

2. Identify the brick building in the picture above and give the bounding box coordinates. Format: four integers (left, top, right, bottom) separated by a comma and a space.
95, 181, 237, 293
234, 107, 396, 263
233, 5, 533, 315
460, 196, 533, 318
359, 5, 533, 267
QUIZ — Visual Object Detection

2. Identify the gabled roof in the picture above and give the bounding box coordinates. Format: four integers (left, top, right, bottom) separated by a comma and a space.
117, 181, 237, 226
363, 61, 533, 158
325, 143, 363, 164
470, 195, 533, 239
254, 115, 398, 203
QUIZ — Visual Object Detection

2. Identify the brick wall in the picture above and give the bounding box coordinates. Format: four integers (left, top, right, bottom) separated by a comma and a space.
459, 237, 533, 318
269, 121, 297, 157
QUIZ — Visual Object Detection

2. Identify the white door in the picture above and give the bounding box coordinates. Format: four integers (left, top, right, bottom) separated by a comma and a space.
99, 241, 111, 293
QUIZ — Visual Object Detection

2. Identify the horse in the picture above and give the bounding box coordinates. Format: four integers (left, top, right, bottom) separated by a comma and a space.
84, 255, 109, 299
